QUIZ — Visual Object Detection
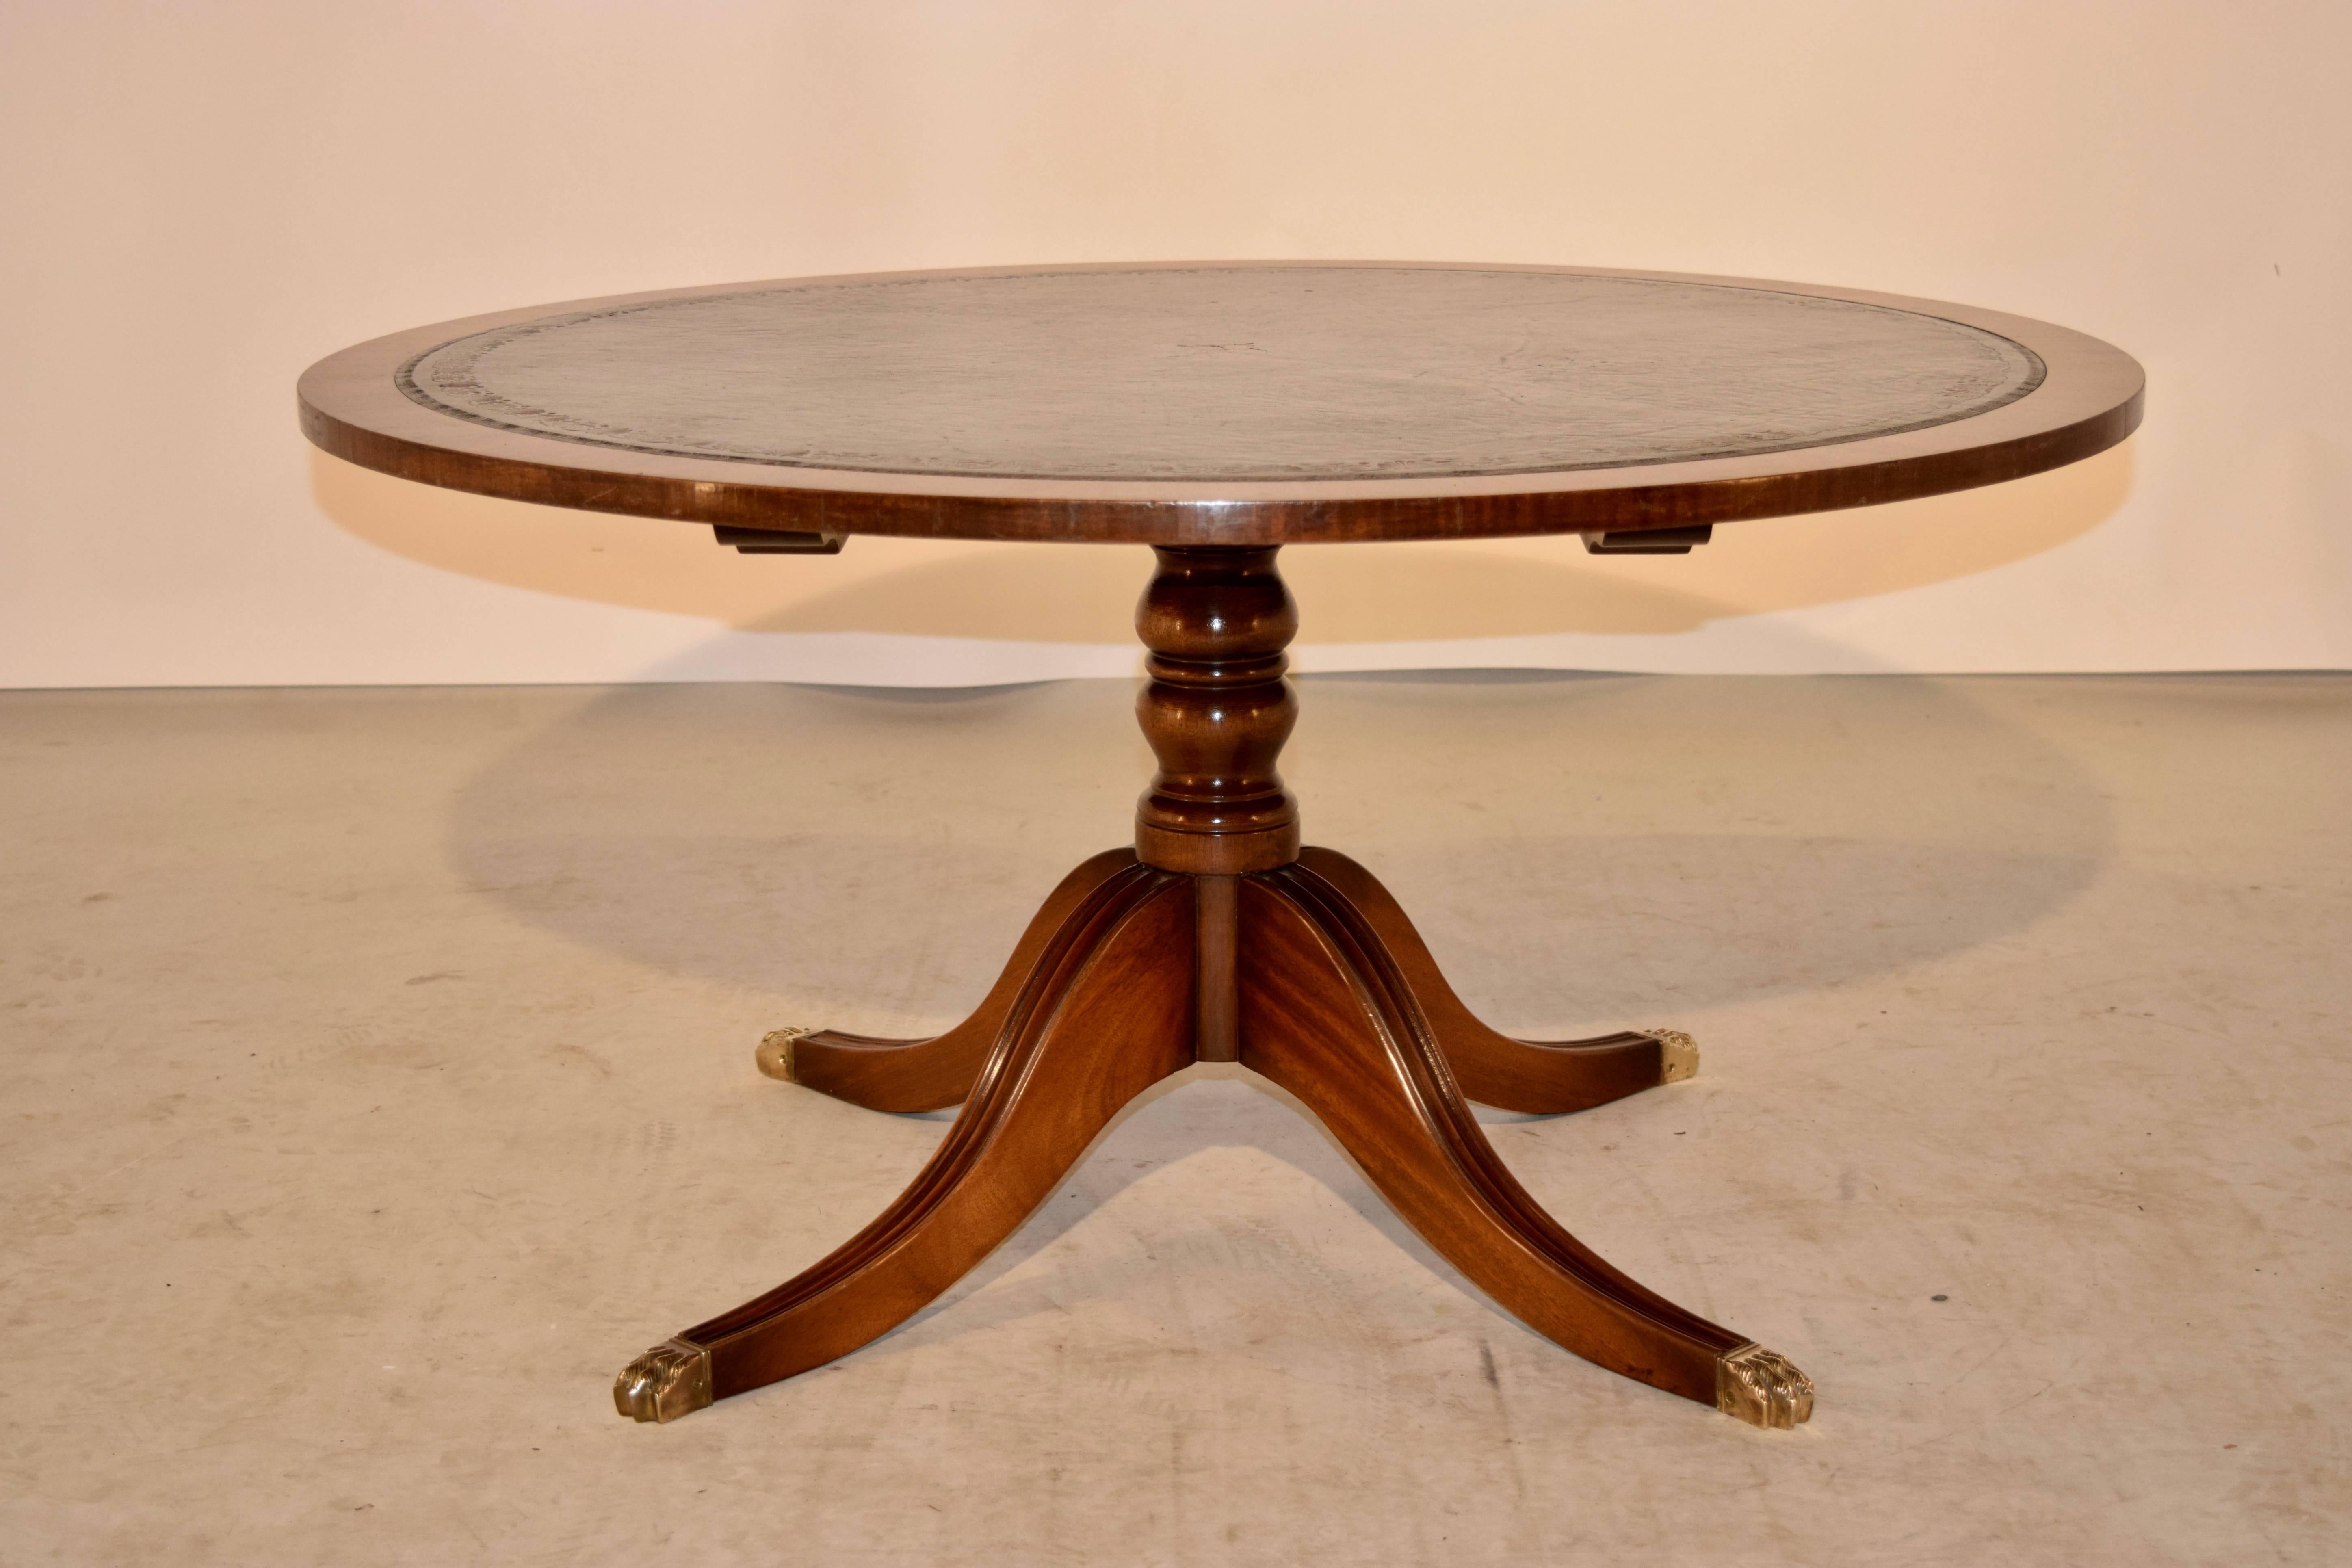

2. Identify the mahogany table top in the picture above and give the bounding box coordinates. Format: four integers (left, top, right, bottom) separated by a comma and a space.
298, 261, 2142, 546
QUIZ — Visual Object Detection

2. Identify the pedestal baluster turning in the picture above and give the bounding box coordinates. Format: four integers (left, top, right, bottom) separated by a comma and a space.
1132, 546, 1300, 877
1132, 545, 1298, 1062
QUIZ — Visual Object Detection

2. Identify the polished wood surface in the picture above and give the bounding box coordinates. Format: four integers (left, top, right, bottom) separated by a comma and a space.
691, 861, 1194, 1398
686, 842, 1730, 1416
299, 261, 2143, 545
779, 849, 1681, 1122
1193, 873, 1241, 1065
1241, 861, 1744, 1404
1132, 546, 1300, 875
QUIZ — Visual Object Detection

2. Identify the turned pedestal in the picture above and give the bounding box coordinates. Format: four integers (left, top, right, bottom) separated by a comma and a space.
614, 548, 1815, 1430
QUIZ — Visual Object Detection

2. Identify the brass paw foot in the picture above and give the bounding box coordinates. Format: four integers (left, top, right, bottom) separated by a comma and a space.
1715, 1342, 1814, 1429
1644, 1028, 1700, 1083
755, 1027, 814, 1083
614, 1338, 713, 1423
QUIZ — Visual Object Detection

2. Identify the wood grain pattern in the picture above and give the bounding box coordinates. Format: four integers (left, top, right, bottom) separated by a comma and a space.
1240, 863, 1746, 1408
1132, 546, 1300, 874
686, 861, 1193, 1399
709, 844, 1755, 1414
299, 260, 2143, 546
717, 841, 1730, 1414
1193, 873, 1240, 1064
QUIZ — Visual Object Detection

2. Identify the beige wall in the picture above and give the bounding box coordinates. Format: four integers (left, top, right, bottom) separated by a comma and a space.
5, 1, 2345, 687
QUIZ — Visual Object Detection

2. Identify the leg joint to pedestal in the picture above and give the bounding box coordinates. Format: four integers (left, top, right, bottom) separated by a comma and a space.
1133, 821, 1299, 876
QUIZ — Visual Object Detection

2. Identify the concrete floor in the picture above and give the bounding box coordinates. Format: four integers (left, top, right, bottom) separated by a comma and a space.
3, 673, 2348, 1565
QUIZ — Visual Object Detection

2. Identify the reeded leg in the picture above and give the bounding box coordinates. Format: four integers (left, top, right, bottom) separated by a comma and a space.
757, 849, 1140, 1112
1295, 847, 1699, 1115
1238, 863, 1811, 1425
618, 862, 1198, 1421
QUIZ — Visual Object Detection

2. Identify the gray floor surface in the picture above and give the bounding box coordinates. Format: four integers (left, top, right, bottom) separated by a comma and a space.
3, 673, 2347, 1566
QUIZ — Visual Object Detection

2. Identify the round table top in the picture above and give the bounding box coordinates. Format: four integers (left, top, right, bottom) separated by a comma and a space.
298, 261, 2142, 546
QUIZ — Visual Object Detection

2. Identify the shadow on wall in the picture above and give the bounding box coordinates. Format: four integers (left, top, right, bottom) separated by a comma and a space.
311, 440, 2135, 643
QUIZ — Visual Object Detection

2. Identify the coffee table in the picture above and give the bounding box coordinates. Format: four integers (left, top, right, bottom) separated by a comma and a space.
299, 262, 2142, 1429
